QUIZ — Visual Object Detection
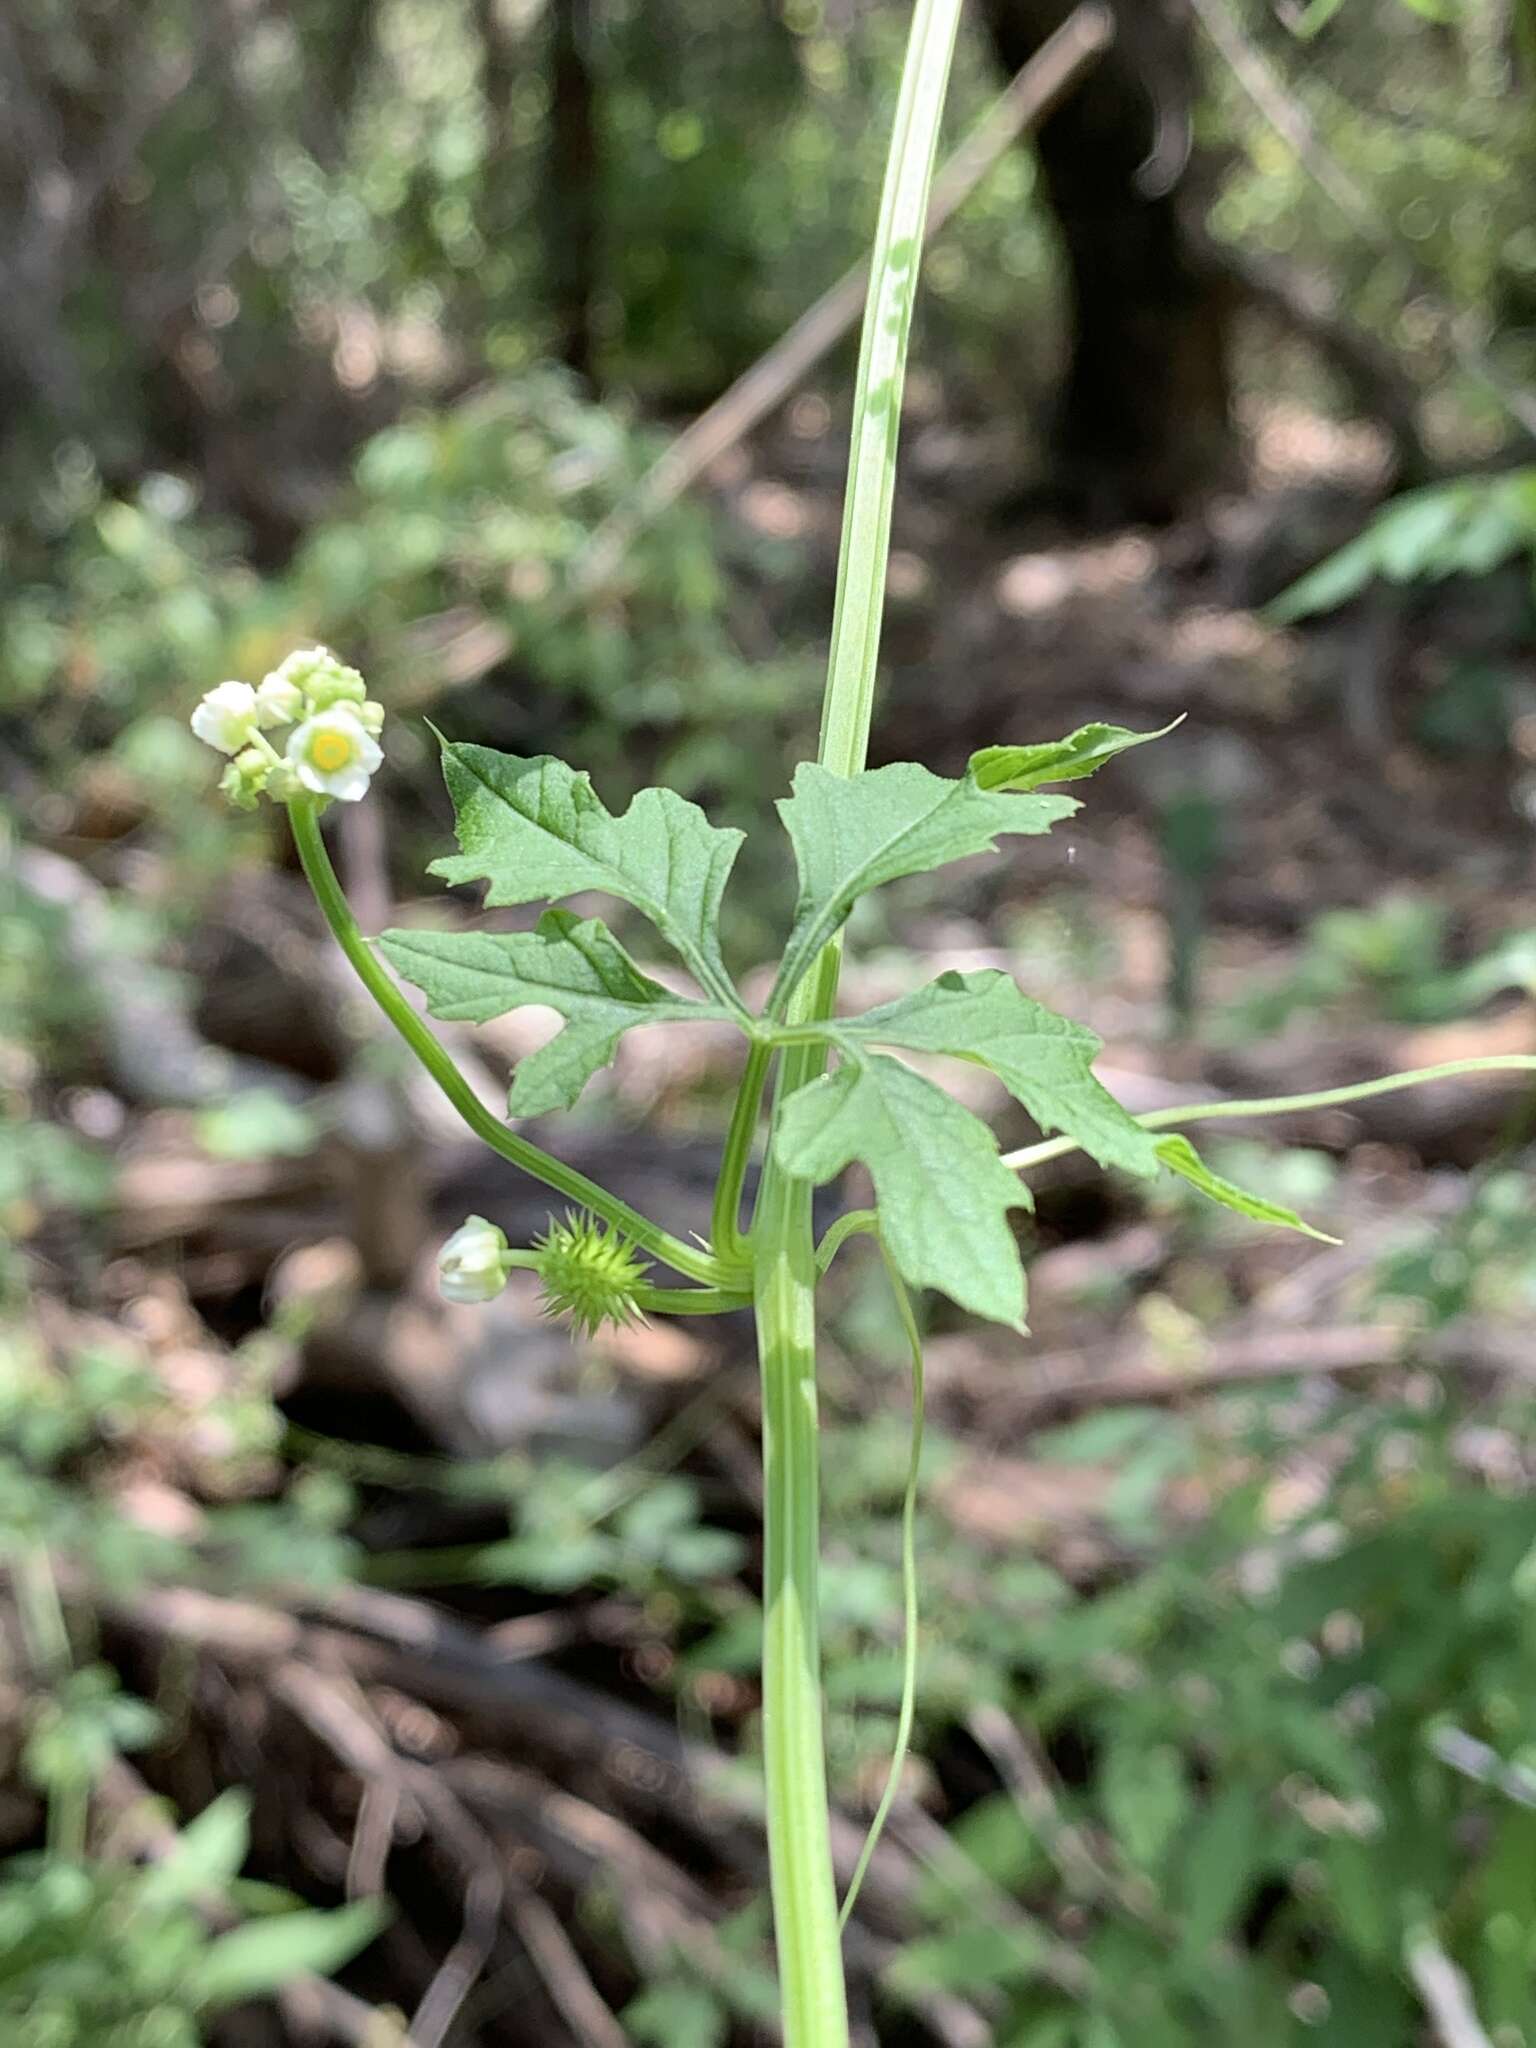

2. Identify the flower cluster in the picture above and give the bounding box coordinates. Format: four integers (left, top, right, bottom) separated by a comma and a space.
189, 647, 385, 808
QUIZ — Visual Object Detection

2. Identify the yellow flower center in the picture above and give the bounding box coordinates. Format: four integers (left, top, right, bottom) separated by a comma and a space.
309, 730, 356, 773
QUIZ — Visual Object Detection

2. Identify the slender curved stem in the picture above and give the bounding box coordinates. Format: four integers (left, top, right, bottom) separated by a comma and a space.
287, 797, 739, 1291
711, 1040, 774, 1265
633, 1286, 754, 1316
1000, 1056, 1536, 1175
838, 1238, 924, 1930
815, 1209, 879, 1274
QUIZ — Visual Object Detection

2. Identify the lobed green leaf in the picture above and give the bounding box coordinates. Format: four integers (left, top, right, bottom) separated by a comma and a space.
1156, 1134, 1339, 1242
772, 760, 1076, 1008
775, 1052, 1031, 1327
426, 738, 745, 1006
829, 968, 1160, 1179
969, 719, 1179, 794
380, 910, 725, 1116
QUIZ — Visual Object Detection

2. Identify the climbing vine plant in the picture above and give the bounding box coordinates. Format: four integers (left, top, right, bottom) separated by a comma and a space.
188, 6, 1536, 2040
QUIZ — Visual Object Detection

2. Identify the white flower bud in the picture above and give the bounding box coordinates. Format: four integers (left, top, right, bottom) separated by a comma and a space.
285, 708, 383, 802
309, 667, 367, 708
191, 680, 260, 755
268, 646, 368, 711
357, 698, 386, 736
218, 749, 269, 811
255, 671, 306, 727
438, 1216, 510, 1304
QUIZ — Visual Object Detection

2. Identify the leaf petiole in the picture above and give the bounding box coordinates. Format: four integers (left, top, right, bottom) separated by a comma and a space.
632, 1285, 755, 1316
286, 796, 746, 1292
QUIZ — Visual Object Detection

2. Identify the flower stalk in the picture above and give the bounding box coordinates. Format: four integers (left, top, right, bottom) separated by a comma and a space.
285, 795, 736, 1292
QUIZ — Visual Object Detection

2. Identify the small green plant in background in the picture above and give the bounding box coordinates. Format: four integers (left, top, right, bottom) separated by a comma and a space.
880, 1378, 1536, 2048
0, 1787, 384, 2048
177, 10, 1536, 2042
1217, 893, 1536, 1043
1271, 468, 1536, 624
1, 371, 812, 810
0, 1271, 389, 2040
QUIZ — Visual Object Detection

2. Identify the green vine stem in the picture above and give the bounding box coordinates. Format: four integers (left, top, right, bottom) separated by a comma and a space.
633, 1285, 755, 1316
1000, 1056, 1536, 1174
286, 795, 739, 1291
750, 4, 963, 2041
753, 1160, 846, 2045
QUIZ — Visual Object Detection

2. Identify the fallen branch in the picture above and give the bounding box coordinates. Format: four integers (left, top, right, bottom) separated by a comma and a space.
273, 1660, 636, 2048
113, 1581, 697, 1805
935, 1315, 1533, 1431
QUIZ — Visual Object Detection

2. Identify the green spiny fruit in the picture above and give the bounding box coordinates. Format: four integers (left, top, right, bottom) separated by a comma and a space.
534, 1211, 649, 1337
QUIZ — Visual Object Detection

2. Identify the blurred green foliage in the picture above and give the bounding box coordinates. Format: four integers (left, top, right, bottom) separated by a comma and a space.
427, 1363, 1536, 2048
1218, 893, 1536, 1041
0, 1274, 384, 2038
1272, 468, 1536, 621
1212, 1, 1536, 437
2, 376, 813, 805
887, 1383, 1536, 2048
8, 974, 1536, 2039
0, 1794, 385, 2048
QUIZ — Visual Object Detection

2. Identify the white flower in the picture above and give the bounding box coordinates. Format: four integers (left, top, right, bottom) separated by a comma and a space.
285, 707, 383, 802
438, 1216, 510, 1305
255, 671, 306, 727
191, 680, 260, 755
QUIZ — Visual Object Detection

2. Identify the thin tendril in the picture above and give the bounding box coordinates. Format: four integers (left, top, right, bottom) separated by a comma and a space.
816, 1209, 879, 1275
838, 1233, 924, 1933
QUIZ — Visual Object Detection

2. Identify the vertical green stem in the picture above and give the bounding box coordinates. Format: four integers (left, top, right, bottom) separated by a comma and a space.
750, 4, 962, 2039
754, 1153, 846, 2048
